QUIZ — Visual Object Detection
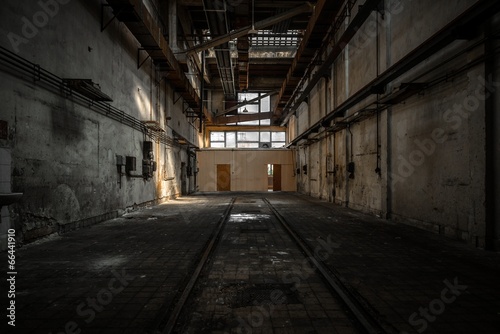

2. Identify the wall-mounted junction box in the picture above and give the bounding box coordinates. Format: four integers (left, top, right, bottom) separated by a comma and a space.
116, 155, 125, 166
126, 156, 136, 173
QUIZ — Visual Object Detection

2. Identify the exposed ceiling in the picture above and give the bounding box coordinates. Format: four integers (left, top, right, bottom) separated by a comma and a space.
175, 0, 341, 124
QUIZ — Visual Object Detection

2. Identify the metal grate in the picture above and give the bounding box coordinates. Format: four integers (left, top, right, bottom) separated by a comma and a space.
250, 30, 302, 47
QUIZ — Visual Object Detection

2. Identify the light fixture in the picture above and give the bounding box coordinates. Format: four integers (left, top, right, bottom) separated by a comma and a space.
243, 107, 248, 113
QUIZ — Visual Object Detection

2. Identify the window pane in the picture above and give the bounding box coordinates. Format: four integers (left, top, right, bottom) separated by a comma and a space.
211, 142, 225, 148
272, 142, 285, 148
238, 132, 259, 142
238, 92, 258, 101
272, 132, 286, 141
238, 142, 259, 148
238, 120, 260, 126
260, 132, 271, 142
260, 119, 271, 125
226, 132, 236, 148
238, 93, 259, 113
210, 132, 225, 141
261, 95, 270, 111
239, 104, 258, 114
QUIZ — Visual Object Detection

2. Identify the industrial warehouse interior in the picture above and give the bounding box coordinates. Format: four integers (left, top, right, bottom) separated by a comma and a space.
1, 0, 499, 333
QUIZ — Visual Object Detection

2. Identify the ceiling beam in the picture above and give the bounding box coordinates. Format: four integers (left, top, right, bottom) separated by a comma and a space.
217, 91, 278, 116
105, 0, 214, 123
177, 4, 211, 84
206, 125, 286, 132
184, 2, 314, 55
273, 0, 343, 117
215, 112, 273, 125
287, 0, 500, 145
280, 0, 381, 125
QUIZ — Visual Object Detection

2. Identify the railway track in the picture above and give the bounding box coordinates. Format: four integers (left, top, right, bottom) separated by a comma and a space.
152, 195, 387, 334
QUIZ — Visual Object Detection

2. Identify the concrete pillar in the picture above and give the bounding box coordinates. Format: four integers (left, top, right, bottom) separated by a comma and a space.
169, 0, 178, 51
485, 21, 499, 250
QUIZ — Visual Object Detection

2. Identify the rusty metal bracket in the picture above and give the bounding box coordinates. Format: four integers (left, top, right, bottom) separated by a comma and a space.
173, 91, 182, 105
137, 48, 151, 69
101, 4, 122, 32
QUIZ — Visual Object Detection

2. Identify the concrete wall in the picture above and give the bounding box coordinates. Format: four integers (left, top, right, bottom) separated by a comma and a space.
0, 0, 200, 246
197, 149, 296, 192
290, 0, 499, 248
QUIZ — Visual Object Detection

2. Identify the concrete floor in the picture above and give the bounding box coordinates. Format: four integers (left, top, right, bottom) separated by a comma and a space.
2, 192, 499, 333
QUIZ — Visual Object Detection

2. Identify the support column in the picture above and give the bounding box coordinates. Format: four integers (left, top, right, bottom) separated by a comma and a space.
169, 0, 178, 52
485, 22, 498, 250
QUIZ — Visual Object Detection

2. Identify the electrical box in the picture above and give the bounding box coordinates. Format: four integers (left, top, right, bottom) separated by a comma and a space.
126, 156, 136, 173
143, 141, 153, 159
347, 162, 355, 179
152, 161, 157, 172
142, 159, 153, 178
143, 141, 153, 152
347, 162, 355, 174
116, 155, 125, 166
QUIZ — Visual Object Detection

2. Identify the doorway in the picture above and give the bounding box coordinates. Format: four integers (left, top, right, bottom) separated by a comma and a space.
267, 164, 282, 191
216, 164, 231, 191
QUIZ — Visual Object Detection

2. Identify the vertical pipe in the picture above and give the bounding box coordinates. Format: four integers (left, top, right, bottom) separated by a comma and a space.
332, 61, 337, 204
169, 0, 178, 51
199, 50, 205, 134
344, 6, 350, 207
375, 8, 381, 176
345, 126, 349, 207
323, 77, 329, 199
385, 1, 393, 219
484, 24, 496, 250
150, 59, 153, 120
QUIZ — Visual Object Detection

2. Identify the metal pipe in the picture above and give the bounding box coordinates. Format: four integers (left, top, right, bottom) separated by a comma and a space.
287, 0, 500, 146
280, 0, 380, 126
0, 46, 189, 149
200, 50, 205, 134
184, 2, 314, 54
484, 26, 496, 250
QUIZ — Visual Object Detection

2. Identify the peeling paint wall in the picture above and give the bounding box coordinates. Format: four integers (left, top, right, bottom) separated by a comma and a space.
290, 0, 498, 248
0, 0, 200, 246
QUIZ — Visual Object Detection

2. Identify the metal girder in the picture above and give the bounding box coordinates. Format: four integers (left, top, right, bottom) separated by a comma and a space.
215, 112, 273, 125
184, 2, 314, 55
274, 0, 343, 117
104, 0, 213, 123
101, 4, 120, 32
203, 0, 236, 100
177, 5, 211, 84
217, 91, 278, 116
281, 0, 381, 125
287, 0, 500, 146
